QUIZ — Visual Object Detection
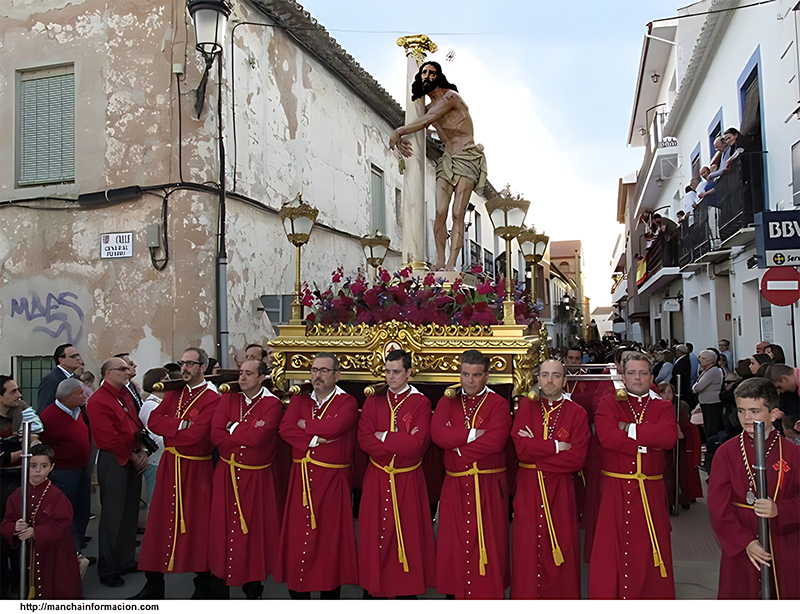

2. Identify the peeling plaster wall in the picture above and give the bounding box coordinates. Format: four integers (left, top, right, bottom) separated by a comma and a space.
0, 0, 426, 376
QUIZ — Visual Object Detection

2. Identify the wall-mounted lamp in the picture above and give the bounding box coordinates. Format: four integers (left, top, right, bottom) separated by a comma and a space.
639, 127, 647, 136
651, 71, 661, 84
655, 177, 664, 188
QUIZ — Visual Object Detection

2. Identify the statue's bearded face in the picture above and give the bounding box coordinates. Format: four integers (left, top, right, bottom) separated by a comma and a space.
420, 63, 438, 94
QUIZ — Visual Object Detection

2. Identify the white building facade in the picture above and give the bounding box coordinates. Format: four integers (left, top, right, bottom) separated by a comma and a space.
615, 0, 800, 364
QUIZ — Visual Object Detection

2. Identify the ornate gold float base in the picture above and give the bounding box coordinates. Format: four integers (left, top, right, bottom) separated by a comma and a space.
271, 321, 548, 397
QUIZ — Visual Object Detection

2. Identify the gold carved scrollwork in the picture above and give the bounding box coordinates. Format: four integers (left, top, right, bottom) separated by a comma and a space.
538, 324, 550, 364
396, 34, 438, 65
272, 351, 286, 391
338, 354, 378, 373
421, 323, 492, 337
290, 354, 313, 370
513, 353, 535, 397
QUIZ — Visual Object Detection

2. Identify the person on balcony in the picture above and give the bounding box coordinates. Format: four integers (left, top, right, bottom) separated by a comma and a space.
651, 213, 679, 267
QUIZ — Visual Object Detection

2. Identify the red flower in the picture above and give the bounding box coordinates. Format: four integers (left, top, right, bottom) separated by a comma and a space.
455, 292, 467, 304
331, 268, 343, 283
424, 273, 436, 286
451, 278, 462, 292
305, 312, 316, 322
474, 301, 490, 313
350, 280, 366, 295
301, 293, 314, 307
380, 269, 391, 283
356, 310, 374, 325
399, 267, 411, 279
477, 280, 493, 295
470, 263, 483, 274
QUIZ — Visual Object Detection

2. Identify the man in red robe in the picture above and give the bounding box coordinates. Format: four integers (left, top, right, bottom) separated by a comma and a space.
209, 360, 283, 599
589, 352, 679, 599
276, 352, 359, 599
708, 377, 799, 599
358, 349, 435, 598
512, 359, 590, 599
134, 347, 222, 599
564, 347, 595, 517
2, 444, 82, 599
431, 349, 511, 599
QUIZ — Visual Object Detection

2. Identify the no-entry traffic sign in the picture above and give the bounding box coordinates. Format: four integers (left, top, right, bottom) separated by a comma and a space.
761, 266, 800, 306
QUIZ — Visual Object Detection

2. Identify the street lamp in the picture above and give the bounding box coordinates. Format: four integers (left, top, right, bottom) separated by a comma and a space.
485, 188, 530, 325
188, 0, 232, 366
188, 0, 233, 56
517, 226, 549, 304
360, 231, 391, 278
280, 195, 319, 325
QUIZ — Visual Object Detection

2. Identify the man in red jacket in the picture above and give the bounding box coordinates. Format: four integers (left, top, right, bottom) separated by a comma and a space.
358, 350, 435, 598
511, 359, 590, 599
209, 360, 283, 599
40, 378, 92, 552
276, 352, 359, 599
86, 357, 147, 588
589, 352, 679, 599
431, 349, 511, 599
135, 347, 222, 599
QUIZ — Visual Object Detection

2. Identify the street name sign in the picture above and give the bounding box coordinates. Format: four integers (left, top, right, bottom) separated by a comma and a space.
100, 232, 133, 259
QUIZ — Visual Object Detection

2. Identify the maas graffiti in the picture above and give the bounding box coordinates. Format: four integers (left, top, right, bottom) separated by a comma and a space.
10, 291, 85, 346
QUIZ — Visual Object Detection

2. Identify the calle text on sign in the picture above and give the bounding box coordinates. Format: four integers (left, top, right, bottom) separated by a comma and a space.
100, 232, 134, 259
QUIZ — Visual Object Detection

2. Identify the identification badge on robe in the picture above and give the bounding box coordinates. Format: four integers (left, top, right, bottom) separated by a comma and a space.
746, 491, 756, 505
403, 413, 413, 433
474, 416, 484, 429
638, 445, 648, 454
557, 427, 569, 441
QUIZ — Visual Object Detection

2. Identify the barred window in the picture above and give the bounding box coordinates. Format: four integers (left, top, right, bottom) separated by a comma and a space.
18, 65, 75, 186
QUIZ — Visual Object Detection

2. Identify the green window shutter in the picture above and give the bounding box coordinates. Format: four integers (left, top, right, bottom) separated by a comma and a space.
19, 71, 75, 186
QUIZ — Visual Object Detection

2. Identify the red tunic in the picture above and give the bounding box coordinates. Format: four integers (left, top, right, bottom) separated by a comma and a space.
138, 383, 219, 574
708, 430, 799, 599
276, 388, 359, 591
209, 389, 283, 586
511, 396, 590, 599
588, 392, 679, 599
357, 386, 436, 597
2, 480, 82, 599
431, 390, 511, 599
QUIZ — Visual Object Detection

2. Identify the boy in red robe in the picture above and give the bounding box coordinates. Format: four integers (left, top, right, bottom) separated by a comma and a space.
209, 360, 283, 599
708, 377, 799, 599
358, 350, 435, 598
589, 352, 679, 599
2, 444, 82, 599
431, 350, 511, 599
276, 352, 359, 599
134, 347, 222, 599
512, 359, 590, 599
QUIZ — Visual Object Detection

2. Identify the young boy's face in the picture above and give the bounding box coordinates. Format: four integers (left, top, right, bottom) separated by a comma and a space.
29, 455, 53, 487
736, 397, 777, 437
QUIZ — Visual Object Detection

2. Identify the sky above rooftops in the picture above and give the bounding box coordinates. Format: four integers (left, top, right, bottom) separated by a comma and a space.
296, 0, 684, 307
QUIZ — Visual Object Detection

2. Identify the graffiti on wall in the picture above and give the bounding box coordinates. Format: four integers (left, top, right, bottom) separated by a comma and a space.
10, 291, 85, 346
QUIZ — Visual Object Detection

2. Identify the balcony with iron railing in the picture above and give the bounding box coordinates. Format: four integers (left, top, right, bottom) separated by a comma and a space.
676, 151, 766, 268
633, 109, 670, 209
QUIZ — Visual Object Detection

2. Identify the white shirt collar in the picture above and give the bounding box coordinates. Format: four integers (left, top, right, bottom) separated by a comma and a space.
542, 393, 564, 404
388, 384, 410, 396
57, 365, 73, 378
628, 389, 661, 400
55, 399, 81, 420
242, 387, 278, 404
464, 386, 490, 399
311, 385, 345, 406
188, 380, 208, 391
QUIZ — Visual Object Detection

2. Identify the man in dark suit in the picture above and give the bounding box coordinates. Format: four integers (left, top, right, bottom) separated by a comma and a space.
671, 344, 696, 408
37, 344, 85, 412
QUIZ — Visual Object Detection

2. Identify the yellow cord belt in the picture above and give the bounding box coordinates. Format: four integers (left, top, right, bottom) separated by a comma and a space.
446, 463, 506, 576
601, 452, 667, 578
221, 454, 272, 535
293, 451, 350, 530
370, 457, 422, 572
164, 447, 213, 571
519, 463, 564, 566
